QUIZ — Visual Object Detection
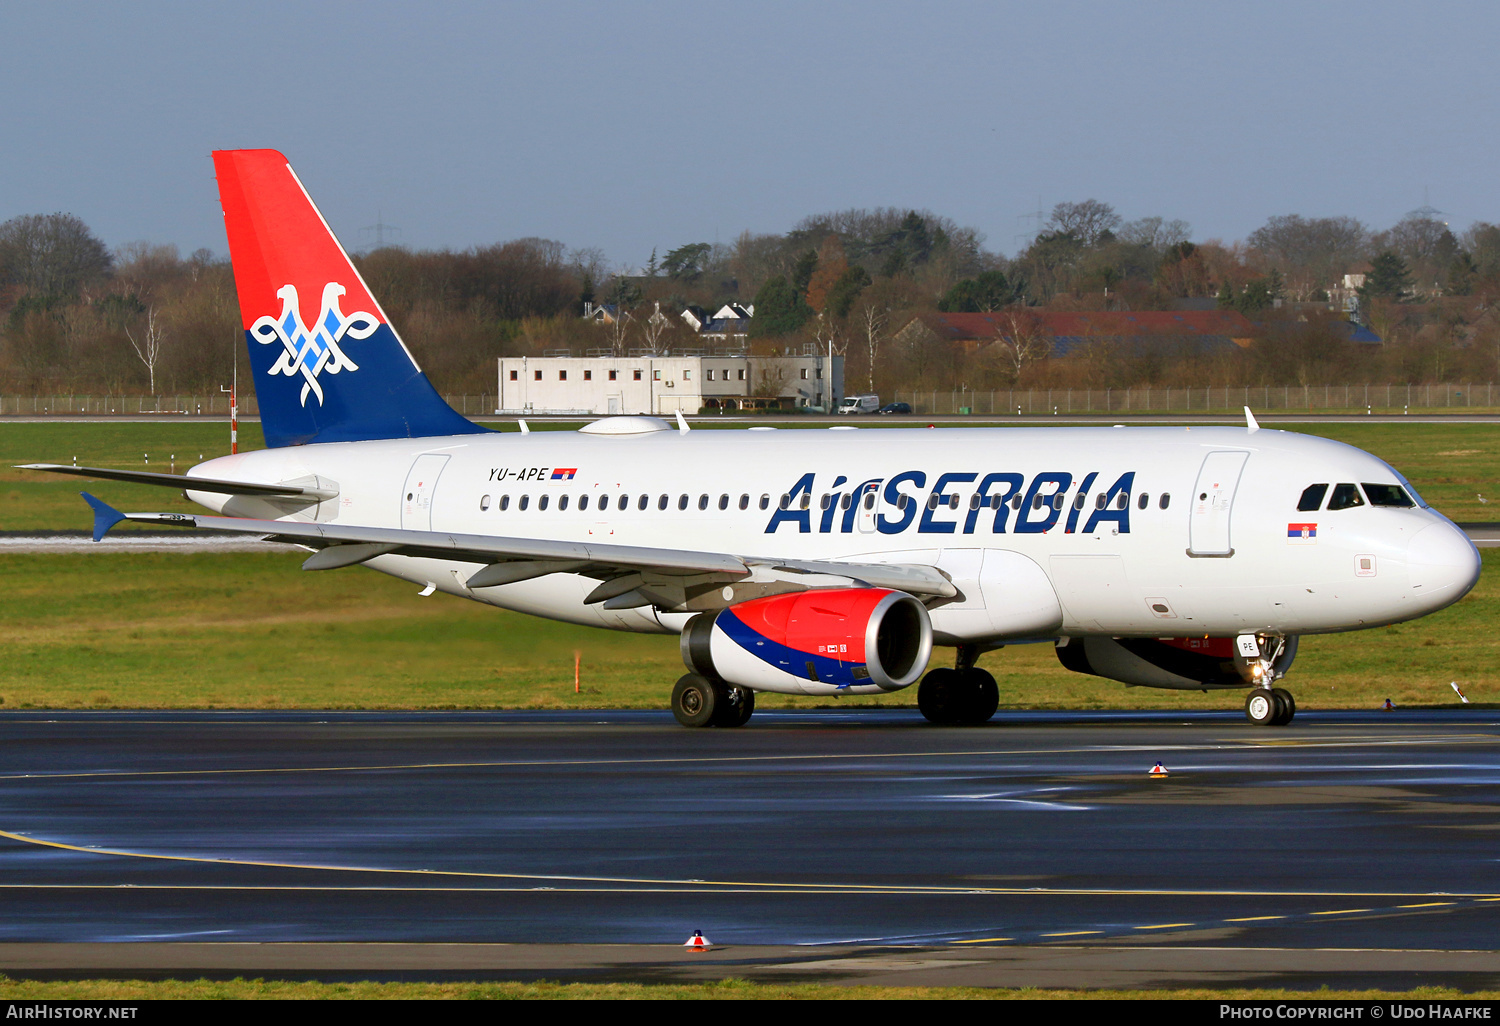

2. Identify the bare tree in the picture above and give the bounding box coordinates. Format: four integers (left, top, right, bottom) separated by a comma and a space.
1117, 216, 1192, 251
124, 305, 166, 394
860, 301, 888, 392
1046, 200, 1121, 247
639, 301, 671, 353
993, 309, 1052, 383
1247, 215, 1368, 301
0, 213, 112, 297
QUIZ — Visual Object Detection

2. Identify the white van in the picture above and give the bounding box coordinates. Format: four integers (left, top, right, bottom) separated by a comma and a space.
838, 394, 880, 415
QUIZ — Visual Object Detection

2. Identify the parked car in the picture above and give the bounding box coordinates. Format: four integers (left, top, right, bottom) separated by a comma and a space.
837, 394, 880, 415
878, 402, 912, 415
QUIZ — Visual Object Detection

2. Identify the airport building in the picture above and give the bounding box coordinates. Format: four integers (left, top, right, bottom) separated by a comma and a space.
496, 354, 844, 415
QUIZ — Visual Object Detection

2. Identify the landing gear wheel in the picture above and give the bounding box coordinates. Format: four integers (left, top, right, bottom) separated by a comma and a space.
964, 668, 999, 725
918, 668, 965, 725
1271, 687, 1296, 725
672, 673, 720, 728
1245, 688, 1277, 726
712, 685, 755, 728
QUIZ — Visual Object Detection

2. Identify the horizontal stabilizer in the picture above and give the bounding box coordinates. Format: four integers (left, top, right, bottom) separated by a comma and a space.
80, 492, 127, 542
20, 464, 337, 500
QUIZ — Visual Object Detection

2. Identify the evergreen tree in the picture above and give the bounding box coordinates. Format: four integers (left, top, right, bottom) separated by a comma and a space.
1359, 251, 1414, 302
791, 249, 818, 294
824, 265, 872, 319
939, 270, 1015, 312
748, 275, 813, 337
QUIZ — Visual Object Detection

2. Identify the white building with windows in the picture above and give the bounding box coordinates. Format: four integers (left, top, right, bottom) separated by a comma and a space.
497, 354, 843, 415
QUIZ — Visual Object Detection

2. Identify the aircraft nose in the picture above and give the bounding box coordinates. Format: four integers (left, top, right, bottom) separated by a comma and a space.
1408, 520, 1481, 607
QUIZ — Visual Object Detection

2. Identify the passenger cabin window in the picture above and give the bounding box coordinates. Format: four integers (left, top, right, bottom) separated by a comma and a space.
739, 494, 749, 510
1159, 493, 1170, 509
519, 495, 530, 510
499, 495, 510, 511
579, 494, 590, 511
1116, 492, 1128, 509
658, 495, 669, 510
559, 495, 569, 510
1328, 483, 1365, 510
698, 494, 709, 510
1298, 483, 1329, 511
760, 494, 771, 510
719, 494, 729, 510
1137, 492, 1148, 510
618, 495, 629, 511
1363, 484, 1416, 508
538, 495, 550, 511
678, 494, 689, 510
638, 495, 649, 511
479, 494, 490, 511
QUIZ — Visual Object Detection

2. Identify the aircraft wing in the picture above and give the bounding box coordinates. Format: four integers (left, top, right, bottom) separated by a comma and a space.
19, 464, 338, 500
80, 495, 956, 605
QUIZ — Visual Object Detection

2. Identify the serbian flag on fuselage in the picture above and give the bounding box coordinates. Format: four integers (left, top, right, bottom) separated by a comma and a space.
1288, 522, 1317, 543
552, 468, 578, 480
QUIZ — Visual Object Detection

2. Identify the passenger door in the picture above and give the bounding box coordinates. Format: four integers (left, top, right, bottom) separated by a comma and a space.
401, 454, 450, 531
1188, 451, 1249, 557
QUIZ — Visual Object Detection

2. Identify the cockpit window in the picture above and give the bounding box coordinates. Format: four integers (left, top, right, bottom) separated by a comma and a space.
1362, 483, 1416, 508
1327, 483, 1365, 510
1297, 483, 1328, 512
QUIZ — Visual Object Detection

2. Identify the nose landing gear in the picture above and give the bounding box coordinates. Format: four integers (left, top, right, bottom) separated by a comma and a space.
1245, 686, 1296, 726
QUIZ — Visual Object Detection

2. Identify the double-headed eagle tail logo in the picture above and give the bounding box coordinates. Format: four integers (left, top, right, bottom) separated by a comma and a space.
250, 283, 379, 407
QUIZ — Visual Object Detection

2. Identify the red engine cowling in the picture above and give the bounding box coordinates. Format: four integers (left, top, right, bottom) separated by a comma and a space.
1056, 635, 1298, 689
681, 588, 933, 696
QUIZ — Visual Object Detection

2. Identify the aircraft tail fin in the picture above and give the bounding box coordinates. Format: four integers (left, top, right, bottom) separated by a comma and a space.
211, 149, 484, 448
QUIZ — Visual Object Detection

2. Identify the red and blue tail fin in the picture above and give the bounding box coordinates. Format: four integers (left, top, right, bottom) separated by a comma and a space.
212, 149, 484, 448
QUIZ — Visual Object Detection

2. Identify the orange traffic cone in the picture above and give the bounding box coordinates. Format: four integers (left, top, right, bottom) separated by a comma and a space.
1149, 762, 1168, 778
684, 930, 712, 951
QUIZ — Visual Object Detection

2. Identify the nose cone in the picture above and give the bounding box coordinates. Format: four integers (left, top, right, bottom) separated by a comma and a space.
1408, 521, 1481, 610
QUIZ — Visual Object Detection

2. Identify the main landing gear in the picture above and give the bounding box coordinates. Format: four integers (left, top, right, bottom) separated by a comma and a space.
918, 646, 1000, 726
671, 673, 755, 728
1245, 686, 1296, 726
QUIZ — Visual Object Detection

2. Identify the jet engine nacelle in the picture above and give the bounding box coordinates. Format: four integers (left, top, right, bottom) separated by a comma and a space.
682, 588, 933, 697
1055, 635, 1298, 690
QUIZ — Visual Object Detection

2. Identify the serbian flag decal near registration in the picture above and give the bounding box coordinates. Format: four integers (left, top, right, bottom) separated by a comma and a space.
551, 468, 578, 480
1288, 522, 1317, 542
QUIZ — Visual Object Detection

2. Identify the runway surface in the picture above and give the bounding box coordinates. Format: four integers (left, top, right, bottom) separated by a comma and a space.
1, 707, 1497, 969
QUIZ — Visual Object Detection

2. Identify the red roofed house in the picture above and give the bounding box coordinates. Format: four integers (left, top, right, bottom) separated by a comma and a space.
894, 310, 1259, 359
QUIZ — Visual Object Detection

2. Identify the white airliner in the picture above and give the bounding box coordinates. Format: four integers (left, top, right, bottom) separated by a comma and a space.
23, 150, 1482, 728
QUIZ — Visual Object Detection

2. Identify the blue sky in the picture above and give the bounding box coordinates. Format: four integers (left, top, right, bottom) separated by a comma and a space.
3, 1, 1496, 267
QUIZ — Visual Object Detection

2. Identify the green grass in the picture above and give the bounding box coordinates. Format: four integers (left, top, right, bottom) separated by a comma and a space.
0, 420, 1496, 710
0, 545, 1492, 711
0, 977, 1493, 1000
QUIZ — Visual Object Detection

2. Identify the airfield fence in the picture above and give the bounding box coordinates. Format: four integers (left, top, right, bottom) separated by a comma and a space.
1, 385, 1498, 417
0, 394, 495, 417
892, 383, 1500, 415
